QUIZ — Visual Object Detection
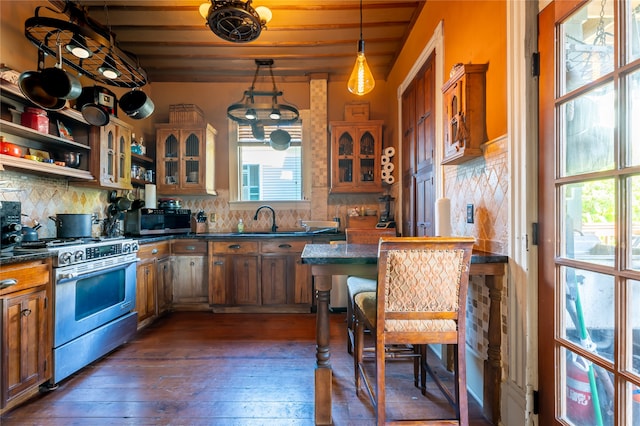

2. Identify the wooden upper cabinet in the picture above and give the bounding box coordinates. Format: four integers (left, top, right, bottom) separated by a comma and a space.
155, 123, 217, 195
441, 63, 488, 165
329, 120, 384, 194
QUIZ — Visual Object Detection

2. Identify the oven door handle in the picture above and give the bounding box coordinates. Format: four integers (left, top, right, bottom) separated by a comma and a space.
56, 260, 138, 284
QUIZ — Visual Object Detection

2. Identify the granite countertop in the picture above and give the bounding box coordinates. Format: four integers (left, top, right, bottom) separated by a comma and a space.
0, 232, 347, 265
301, 243, 508, 265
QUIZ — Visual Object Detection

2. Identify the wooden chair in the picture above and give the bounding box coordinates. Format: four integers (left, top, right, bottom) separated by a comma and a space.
345, 227, 396, 354
353, 236, 475, 424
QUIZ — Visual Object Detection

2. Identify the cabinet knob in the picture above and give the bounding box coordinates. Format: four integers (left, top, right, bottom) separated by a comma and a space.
185, 245, 196, 251
278, 244, 292, 249
0, 278, 18, 289
228, 244, 241, 249
213, 260, 224, 265
21, 308, 32, 317
151, 248, 158, 254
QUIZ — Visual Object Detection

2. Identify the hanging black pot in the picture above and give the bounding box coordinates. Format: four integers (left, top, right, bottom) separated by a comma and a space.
270, 129, 291, 151
75, 86, 117, 126
40, 44, 82, 100
18, 50, 66, 111
119, 89, 154, 120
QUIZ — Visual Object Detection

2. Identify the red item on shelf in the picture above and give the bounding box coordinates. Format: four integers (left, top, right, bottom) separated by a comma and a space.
21, 107, 49, 133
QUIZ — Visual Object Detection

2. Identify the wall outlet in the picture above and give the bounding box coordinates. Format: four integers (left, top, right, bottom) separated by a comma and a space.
209, 212, 217, 222
466, 204, 474, 223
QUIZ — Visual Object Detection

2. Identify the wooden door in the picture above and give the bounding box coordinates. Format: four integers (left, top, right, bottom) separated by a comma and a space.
539, 1, 640, 424
156, 257, 172, 315
3, 288, 47, 404
232, 255, 260, 305
401, 80, 416, 236
402, 53, 435, 237
261, 255, 288, 305
135, 261, 156, 323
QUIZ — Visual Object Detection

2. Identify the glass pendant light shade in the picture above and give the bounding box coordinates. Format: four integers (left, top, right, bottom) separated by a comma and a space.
245, 108, 257, 120
65, 33, 92, 59
98, 52, 121, 79
347, 39, 375, 96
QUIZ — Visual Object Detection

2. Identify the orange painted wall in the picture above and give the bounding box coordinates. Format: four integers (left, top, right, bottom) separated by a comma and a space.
385, 0, 507, 148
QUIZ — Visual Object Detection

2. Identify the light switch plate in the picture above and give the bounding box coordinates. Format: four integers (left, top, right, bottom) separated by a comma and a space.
466, 204, 474, 223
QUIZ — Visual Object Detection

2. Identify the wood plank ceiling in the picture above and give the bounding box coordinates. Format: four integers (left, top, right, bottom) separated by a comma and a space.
60, 0, 424, 84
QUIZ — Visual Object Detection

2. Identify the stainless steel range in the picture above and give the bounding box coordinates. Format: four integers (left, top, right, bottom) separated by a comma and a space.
19, 237, 139, 384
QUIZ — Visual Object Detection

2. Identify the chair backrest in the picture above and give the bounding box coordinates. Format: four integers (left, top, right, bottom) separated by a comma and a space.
346, 227, 396, 244
375, 236, 475, 342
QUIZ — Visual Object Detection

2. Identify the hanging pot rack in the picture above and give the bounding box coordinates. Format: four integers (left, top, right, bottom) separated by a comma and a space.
227, 59, 299, 126
24, 3, 148, 88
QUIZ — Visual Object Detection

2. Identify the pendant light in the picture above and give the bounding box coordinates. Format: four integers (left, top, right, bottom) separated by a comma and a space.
347, 0, 375, 96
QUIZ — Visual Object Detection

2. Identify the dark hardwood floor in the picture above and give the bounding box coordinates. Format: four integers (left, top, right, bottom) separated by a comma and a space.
2, 312, 492, 425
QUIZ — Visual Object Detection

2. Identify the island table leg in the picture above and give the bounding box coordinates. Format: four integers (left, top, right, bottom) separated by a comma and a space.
314, 274, 332, 425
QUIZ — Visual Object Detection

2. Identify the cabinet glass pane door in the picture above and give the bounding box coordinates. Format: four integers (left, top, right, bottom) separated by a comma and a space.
106, 129, 115, 178
118, 134, 126, 180
184, 133, 200, 184
359, 131, 375, 184
338, 131, 354, 183
163, 133, 179, 186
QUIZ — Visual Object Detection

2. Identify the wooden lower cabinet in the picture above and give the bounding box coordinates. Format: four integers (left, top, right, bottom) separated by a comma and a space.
135, 241, 171, 328
172, 240, 208, 309
0, 259, 52, 414
210, 239, 311, 313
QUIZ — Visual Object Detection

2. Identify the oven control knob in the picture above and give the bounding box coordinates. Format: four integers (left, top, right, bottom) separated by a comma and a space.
131, 241, 139, 252
74, 250, 85, 261
122, 243, 131, 254
59, 252, 72, 265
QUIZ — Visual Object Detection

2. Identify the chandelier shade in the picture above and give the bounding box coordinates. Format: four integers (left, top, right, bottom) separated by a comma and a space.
227, 59, 300, 126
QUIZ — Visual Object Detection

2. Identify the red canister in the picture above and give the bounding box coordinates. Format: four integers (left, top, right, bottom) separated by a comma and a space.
21, 107, 49, 133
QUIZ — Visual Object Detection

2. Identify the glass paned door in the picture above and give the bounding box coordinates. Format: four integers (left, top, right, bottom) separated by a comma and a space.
539, 1, 640, 424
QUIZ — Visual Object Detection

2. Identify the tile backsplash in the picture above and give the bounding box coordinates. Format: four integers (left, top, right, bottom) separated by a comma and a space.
1, 171, 105, 238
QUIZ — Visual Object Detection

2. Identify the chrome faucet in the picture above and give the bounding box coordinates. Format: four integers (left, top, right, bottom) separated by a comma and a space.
253, 205, 278, 232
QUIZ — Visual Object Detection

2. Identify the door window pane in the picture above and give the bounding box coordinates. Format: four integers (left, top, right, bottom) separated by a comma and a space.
628, 280, 640, 376
626, 381, 640, 425
628, 70, 640, 166
561, 180, 615, 266
561, 0, 614, 94
628, 1, 640, 62
560, 84, 615, 177
562, 347, 614, 426
629, 176, 640, 270
562, 267, 614, 363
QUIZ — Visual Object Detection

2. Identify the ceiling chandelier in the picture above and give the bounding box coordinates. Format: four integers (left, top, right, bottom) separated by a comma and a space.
227, 59, 300, 126
199, 1, 272, 43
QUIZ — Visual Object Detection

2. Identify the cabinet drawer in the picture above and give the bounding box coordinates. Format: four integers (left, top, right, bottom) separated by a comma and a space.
172, 240, 207, 254
261, 239, 309, 253
211, 241, 259, 254
0, 259, 50, 295
138, 241, 170, 259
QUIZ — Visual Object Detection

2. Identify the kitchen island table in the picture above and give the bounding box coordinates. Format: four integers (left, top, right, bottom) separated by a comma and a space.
301, 242, 508, 425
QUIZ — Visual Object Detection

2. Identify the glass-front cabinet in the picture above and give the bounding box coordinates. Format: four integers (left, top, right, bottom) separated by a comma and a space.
98, 118, 132, 189
329, 120, 383, 193
155, 123, 216, 195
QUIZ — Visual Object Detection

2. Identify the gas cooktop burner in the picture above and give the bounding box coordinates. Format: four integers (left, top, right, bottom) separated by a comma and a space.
19, 238, 86, 249
18, 236, 126, 249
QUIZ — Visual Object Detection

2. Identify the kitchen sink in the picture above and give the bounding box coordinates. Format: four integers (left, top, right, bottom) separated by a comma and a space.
228, 228, 338, 237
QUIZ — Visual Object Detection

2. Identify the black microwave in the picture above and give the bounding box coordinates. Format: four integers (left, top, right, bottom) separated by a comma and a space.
124, 208, 191, 236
